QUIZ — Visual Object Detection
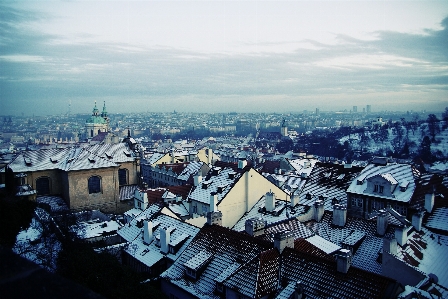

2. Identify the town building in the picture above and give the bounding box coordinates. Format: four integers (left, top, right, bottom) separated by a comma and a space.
6, 142, 139, 212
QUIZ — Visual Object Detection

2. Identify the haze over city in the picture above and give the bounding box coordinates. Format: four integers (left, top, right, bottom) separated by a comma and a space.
1, 0, 448, 116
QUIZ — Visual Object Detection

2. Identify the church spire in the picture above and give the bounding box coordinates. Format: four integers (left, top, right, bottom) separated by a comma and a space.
101, 101, 108, 118
92, 101, 99, 116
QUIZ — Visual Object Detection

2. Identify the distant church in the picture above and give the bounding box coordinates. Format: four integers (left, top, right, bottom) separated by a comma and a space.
85, 101, 109, 138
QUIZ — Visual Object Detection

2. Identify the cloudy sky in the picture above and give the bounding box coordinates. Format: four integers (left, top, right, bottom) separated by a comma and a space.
1, 0, 448, 116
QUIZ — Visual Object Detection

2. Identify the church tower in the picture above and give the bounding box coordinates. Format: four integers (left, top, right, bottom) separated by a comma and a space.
85, 101, 109, 138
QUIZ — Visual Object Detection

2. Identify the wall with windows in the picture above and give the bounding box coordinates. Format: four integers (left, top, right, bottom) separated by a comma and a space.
26, 169, 63, 196
64, 167, 119, 212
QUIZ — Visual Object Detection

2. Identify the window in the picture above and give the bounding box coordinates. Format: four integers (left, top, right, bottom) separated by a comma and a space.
192, 205, 197, 213
357, 198, 363, 207
374, 184, 379, 192
379, 186, 384, 194
185, 267, 196, 279
202, 205, 208, 214
36, 177, 50, 195
88, 176, 101, 194
351, 198, 356, 207
118, 168, 128, 185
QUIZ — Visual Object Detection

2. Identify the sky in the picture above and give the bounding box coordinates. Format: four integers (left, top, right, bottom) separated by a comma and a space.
1, 0, 448, 116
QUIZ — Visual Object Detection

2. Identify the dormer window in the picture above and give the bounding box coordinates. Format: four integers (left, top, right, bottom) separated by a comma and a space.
216, 282, 224, 293
400, 181, 409, 192
24, 157, 32, 166
185, 267, 197, 279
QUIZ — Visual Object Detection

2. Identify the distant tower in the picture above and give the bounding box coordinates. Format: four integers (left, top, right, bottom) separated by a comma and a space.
281, 119, 288, 137
366, 105, 371, 114
85, 101, 109, 138
353, 106, 357, 113
67, 99, 71, 116
315, 108, 320, 116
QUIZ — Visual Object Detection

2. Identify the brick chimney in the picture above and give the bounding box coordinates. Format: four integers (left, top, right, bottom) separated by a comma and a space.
332, 204, 347, 227
293, 281, 305, 299
382, 237, 397, 255
245, 218, 266, 237
395, 226, 408, 246
291, 194, 299, 207
274, 230, 294, 254
313, 200, 324, 222
425, 192, 434, 213
412, 211, 424, 232
194, 174, 202, 187
376, 209, 388, 236
143, 220, 152, 244
207, 210, 222, 226
238, 159, 247, 169
336, 249, 352, 274
210, 192, 218, 212
160, 227, 171, 254
265, 191, 275, 212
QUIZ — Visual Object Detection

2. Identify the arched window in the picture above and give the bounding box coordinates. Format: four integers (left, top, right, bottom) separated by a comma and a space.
118, 168, 128, 185
88, 176, 101, 194
36, 177, 50, 195
90, 129, 94, 137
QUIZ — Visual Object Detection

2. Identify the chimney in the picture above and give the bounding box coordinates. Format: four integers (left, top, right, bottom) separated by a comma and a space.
336, 249, 352, 273
245, 218, 266, 237
209, 192, 218, 212
274, 230, 294, 254
332, 204, 347, 227
376, 209, 388, 236
425, 192, 434, 213
265, 191, 276, 212
207, 210, 222, 226
294, 281, 305, 299
143, 220, 153, 244
238, 159, 247, 169
291, 194, 299, 207
194, 174, 202, 187
395, 226, 408, 246
412, 211, 424, 232
382, 237, 397, 255
160, 227, 171, 254
313, 200, 324, 222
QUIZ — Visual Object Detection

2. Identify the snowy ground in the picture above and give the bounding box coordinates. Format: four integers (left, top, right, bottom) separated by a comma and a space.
13, 208, 62, 272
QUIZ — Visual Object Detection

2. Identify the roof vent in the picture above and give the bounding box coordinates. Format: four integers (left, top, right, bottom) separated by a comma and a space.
24, 157, 32, 166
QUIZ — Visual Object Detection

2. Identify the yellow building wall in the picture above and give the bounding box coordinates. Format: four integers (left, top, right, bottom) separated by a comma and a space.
26, 169, 64, 195
218, 168, 288, 228
66, 167, 119, 213
120, 161, 139, 185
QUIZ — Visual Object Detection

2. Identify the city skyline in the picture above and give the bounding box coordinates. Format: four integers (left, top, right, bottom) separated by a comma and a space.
1, 1, 448, 116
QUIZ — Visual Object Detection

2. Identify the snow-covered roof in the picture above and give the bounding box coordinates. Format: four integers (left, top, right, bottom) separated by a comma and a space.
189, 167, 242, 205
123, 213, 200, 268
177, 161, 204, 181
426, 207, 448, 232
305, 235, 341, 254
160, 225, 273, 299
347, 163, 417, 203
298, 162, 364, 211
8, 143, 136, 173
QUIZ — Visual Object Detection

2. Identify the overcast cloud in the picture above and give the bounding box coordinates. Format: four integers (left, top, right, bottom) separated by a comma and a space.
0, 1, 447, 115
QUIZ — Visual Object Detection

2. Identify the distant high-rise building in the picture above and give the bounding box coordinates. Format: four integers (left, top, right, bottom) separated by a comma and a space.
353, 106, 357, 113
316, 108, 320, 116
366, 105, 371, 114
